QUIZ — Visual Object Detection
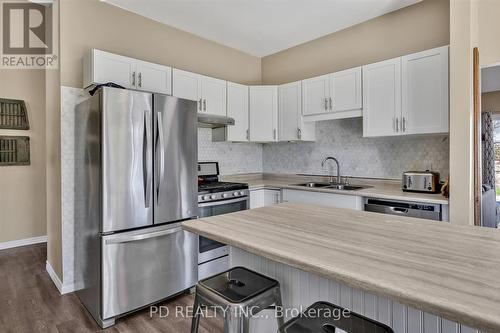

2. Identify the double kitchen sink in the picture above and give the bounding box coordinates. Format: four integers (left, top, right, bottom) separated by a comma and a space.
294, 182, 372, 191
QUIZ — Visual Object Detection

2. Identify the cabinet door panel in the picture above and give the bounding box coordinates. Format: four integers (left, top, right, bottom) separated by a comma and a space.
279, 82, 301, 141
201, 77, 227, 116
331, 67, 362, 112
362, 58, 401, 137
402, 46, 449, 134
172, 69, 201, 110
93, 49, 136, 89
263, 190, 281, 206
302, 74, 329, 116
136, 60, 172, 95
250, 190, 265, 209
249, 86, 278, 142
227, 82, 249, 142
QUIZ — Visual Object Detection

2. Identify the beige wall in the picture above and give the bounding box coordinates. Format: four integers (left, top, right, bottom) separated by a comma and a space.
0, 70, 47, 243
261, 0, 450, 84
482, 91, 500, 112
477, 0, 500, 67
60, 0, 261, 88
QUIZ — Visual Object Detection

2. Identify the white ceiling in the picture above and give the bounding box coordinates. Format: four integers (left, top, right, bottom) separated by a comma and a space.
482, 65, 500, 93
103, 0, 421, 57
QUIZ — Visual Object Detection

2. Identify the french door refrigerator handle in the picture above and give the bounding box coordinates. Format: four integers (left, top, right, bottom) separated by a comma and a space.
144, 110, 152, 208
156, 111, 166, 204
105, 226, 183, 245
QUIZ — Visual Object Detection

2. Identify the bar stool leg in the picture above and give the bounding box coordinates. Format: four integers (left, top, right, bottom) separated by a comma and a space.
224, 307, 244, 333
275, 288, 285, 329
191, 293, 201, 333
242, 316, 250, 333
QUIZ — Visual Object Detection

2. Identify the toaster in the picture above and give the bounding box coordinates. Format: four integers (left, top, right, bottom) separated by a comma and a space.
402, 171, 440, 193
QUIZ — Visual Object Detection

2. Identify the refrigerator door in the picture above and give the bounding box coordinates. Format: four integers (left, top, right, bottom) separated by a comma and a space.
101, 223, 198, 319
154, 95, 198, 224
102, 87, 153, 233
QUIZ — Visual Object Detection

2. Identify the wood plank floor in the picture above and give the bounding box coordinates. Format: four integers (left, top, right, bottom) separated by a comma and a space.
0, 244, 223, 333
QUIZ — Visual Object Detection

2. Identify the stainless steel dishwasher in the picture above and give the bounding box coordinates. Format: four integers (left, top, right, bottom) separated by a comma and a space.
364, 198, 442, 221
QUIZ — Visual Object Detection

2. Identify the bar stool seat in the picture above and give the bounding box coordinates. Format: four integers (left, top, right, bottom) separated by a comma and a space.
191, 266, 284, 333
279, 301, 395, 333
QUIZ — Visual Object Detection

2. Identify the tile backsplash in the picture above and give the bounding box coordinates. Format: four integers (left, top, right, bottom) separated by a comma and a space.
262, 118, 449, 179
198, 128, 263, 175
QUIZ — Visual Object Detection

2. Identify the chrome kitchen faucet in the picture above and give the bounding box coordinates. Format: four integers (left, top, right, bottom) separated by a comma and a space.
321, 156, 341, 185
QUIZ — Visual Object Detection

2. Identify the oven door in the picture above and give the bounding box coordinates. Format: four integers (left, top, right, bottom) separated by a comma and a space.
198, 196, 248, 263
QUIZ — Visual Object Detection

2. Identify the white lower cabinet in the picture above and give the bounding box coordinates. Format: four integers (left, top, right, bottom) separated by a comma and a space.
250, 189, 281, 209
282, 189, 363, 210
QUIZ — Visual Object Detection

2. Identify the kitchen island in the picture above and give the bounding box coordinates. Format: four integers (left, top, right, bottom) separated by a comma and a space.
183, 203, 500, 333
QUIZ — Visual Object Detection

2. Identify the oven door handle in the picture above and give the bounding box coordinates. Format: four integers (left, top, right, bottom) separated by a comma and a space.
198, 197, 248, 208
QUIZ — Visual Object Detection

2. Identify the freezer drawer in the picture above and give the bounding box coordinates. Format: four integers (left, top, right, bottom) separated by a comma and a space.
101, 223, 197, 319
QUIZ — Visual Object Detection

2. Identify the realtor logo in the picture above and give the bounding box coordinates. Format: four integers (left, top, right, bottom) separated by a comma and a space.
1, 0, 58, 68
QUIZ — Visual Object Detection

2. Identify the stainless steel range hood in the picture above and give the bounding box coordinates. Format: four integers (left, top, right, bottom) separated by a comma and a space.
197, 113, 235, 128
198, 113, 235, 142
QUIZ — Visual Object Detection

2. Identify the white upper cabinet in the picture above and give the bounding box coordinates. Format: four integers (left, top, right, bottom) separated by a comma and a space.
279, 81, 315, 141
249, 86, 278, 142
363, 46, 449, 137
135, 60, 172, 95
172, 69, 202, 110
302, 74, 330, 116
226, 82, 249, 142
401, 46, 449, 135
172, 69, 227, 115
200, 76, 227, 116
301, 67, 362, 121
84, 49, 172, 95
362, 58, 402, 137
330, 67, 362, 112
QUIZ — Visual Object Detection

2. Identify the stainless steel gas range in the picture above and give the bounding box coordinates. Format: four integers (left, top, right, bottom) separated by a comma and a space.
197, 162, 249, 279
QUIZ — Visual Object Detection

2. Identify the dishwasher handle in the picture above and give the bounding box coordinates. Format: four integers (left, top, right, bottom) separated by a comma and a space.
390, 207, 409, 214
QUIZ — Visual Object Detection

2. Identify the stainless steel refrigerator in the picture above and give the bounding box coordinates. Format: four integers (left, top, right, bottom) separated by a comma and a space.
74, 87, 198, 328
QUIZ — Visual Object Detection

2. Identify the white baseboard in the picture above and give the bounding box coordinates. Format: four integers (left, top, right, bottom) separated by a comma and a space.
0, 235, 47, 250
46, 260, 75, 295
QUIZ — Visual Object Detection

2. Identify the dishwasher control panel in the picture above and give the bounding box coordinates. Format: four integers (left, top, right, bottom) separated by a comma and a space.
364, 198, 442, 221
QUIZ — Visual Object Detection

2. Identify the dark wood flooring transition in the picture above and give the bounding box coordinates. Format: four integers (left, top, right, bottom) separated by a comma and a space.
0, 244, 223, 333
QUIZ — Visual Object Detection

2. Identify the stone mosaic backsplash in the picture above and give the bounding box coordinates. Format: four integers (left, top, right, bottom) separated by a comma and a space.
262, 118, 449, 179
198, 128, 263, 175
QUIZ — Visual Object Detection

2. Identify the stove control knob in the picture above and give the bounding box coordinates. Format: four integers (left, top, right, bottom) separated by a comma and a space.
210, 194, 217, 200
222, 193, 229, 198
203, 195, 210, 200
233, 192, 239, 196
239, 191, 245, 195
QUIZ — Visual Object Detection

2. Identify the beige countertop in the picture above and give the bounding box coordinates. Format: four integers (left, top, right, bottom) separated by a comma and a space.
183, 203, 500, 332
221, 173, 448, 205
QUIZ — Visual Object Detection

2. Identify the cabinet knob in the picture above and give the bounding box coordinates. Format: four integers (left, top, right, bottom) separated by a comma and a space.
329, 97, 332, 110
198, 99, 202, 111
402, 117, 406, 132
138, 73, 142, 87
395, 117, 399, 132
132, 72, 136, 86
298, 128, 302, 139
324, 98, 328, 110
